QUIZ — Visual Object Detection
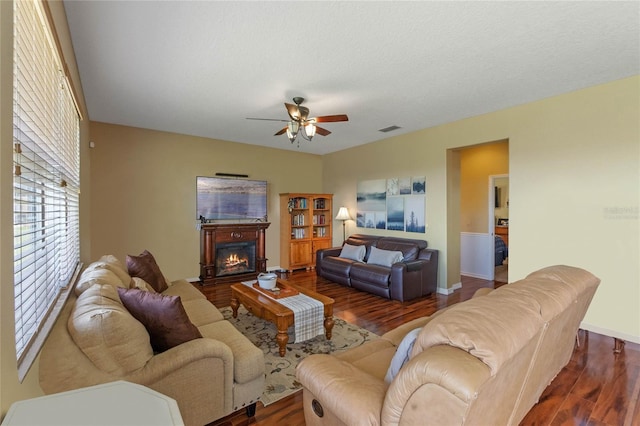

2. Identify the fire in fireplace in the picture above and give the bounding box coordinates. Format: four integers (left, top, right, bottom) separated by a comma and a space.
215, 241, 256, 277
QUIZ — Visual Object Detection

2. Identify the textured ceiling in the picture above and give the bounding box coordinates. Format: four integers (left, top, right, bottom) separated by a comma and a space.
63, 1, 640, 155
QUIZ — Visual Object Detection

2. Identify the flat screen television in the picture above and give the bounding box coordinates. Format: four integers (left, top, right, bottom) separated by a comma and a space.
196, 176, 267, 221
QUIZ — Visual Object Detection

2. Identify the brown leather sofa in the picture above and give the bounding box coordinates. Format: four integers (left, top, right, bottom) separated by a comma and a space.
297, 265, 600, 426
316, 234, 438, 301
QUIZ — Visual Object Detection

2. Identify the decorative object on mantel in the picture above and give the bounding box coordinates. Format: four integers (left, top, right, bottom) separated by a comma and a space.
335, 206, 351, 243
220, 305, 378, 406
246, 97, 349, 147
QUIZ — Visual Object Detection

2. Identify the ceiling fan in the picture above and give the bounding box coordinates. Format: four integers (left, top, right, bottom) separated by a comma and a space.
247, 97, 348, 146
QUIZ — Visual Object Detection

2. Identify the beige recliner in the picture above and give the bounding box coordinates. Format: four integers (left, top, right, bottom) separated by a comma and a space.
296, 265, 600, 426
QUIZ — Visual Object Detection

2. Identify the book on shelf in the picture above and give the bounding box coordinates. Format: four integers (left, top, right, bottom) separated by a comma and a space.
292, 213, 305, 226
313, 199, 326, 209
312, 214, 326, 225
291, 228, 306, 239
291, 198, 308, 209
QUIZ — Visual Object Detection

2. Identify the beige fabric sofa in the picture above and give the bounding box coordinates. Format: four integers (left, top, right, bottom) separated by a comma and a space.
40, 255, 264, 426
296, 265, 600, 426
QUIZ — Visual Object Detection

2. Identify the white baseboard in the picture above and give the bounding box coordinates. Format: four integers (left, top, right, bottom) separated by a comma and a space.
267, 266, 284, 273
460, 271, 492, 280
580, 322, 640, 344
437, 282, 462, 295
186, 277, 200, 283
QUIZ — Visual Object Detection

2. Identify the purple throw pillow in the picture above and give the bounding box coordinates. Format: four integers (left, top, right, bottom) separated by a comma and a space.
126, 250, 169, 293
117, 287, 202, 353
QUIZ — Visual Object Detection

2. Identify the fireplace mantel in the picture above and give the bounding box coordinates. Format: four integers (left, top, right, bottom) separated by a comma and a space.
199, 222, 270, 285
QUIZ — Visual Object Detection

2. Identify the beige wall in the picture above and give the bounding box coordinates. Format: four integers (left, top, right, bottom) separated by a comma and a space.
459, 140, 509, 233
89, 122, 323, 280
1, 0, 91, 416
322, 76, 639, 342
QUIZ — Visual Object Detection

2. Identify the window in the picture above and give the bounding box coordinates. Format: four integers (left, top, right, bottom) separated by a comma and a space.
13, 0, 81, 369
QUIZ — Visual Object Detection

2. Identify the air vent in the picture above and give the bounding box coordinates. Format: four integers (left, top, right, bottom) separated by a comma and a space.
378, 125, 401, 133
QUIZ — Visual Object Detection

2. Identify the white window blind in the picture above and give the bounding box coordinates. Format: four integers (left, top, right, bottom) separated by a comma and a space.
13, 0, 80, 360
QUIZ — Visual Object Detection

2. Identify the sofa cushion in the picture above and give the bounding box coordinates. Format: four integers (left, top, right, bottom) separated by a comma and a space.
339, 243, 366, 262
525, 264, 600, 301
75, 268, 129, 296
182, 299, 225, 327
126, 250, 170, 293
162, 279, 206, 301
344, 234, 380, 261
68, 284, 153, 375
411, 287, 544, 375
131, 276, 154, 292
376, 238, 422, 261
85, 261, 133, 288
321, 256, 357, 278
198, 320, 265, 384
97, 254, 127, 269
350, 263, 391, 288
117, 288, 202, 353
92, 255, 134, 286
366, 246, 404, 267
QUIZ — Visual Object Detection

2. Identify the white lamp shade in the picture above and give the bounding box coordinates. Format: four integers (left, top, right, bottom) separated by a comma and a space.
304, 123, 316, 139
335, 207, 350, 221
287, 121, 299, 142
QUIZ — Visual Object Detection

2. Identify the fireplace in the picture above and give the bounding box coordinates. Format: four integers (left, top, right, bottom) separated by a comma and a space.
199, 222, 270, 285
215, 241, 256, 277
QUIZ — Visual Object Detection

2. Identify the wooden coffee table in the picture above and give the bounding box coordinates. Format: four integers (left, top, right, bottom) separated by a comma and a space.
230, 279, 334, 357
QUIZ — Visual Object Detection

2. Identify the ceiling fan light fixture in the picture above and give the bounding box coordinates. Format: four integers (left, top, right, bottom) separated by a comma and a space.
287, 121, 299, 143
303, 123, 316, 141
248, 97, 348, 148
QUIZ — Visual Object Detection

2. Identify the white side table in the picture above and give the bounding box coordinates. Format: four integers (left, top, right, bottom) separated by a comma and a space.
1, 381, 184, 426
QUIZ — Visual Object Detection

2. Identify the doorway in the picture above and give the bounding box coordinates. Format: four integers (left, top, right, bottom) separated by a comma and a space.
490, 175, 509, 282
456, 140, 509, 282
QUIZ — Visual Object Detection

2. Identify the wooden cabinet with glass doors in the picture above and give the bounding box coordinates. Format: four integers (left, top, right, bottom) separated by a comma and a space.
279, 193, 333, 272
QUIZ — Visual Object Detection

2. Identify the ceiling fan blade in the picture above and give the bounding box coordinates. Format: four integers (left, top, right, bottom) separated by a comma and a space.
274, 127, 287, 136
285, 103, 300, 120
315, 126, 331, 136
298, 106, 310, 121
246, 117, 289, 122
312, 114, 349, 123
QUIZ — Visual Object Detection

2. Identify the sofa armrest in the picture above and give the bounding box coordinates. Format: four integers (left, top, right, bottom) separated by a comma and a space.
316, 247, 343, 276
317, 246, 342, 261
403, 259, 424, 272
381, 345, 491, 425
296, 354, 386, 425
126, 337, 236, 423
127, 337, 233, 385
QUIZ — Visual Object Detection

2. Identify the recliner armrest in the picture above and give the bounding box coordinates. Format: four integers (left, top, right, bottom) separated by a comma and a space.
317, 247, 342, 261
404, 259, 425, 272
296, 354, 386, 425
382, 345, 491, 425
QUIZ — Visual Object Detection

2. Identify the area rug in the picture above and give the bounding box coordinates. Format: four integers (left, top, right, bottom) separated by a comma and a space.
220, 305, 379, 406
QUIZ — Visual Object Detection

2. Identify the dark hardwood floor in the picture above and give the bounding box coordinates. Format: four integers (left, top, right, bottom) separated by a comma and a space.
198, 270, 640, 426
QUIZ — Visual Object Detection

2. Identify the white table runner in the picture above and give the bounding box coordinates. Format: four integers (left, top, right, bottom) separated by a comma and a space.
242, 281, 324, 342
